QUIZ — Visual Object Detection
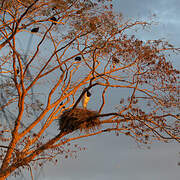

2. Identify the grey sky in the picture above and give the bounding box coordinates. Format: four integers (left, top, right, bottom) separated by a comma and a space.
43, 0, 180, 180
9, 0, 180, 179
115, 0, 180, 45
50, 1, 180, 180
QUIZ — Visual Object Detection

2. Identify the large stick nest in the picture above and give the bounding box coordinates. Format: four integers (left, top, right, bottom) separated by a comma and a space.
58, 108, 101, 133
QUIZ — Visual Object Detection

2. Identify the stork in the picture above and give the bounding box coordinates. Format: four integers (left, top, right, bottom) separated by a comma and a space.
82, 90, 91, 109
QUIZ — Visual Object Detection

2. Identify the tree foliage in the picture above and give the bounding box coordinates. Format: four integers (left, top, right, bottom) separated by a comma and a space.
0, 0, 179, 179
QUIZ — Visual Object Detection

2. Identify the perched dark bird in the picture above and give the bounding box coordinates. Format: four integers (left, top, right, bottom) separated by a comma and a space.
50, 16, 57, 22
75, 56, 81, 61
50, 16, 57, 25
31, 27, 39, 33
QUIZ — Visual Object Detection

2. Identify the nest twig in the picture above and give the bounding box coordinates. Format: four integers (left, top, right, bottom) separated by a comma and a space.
58, 108, 100, 133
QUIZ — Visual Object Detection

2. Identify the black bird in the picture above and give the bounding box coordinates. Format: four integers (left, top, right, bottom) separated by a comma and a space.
75, 56, 81, 61
31, 27, 39, 33
50, 16, 57, 22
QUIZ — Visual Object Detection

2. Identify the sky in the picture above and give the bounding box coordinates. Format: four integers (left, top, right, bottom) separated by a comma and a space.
10, 0, 180, 180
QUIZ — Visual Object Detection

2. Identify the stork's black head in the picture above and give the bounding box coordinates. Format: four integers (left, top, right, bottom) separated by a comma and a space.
87, 91, 91, 97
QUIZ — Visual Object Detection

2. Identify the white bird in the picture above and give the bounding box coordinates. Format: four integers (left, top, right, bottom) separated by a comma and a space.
82, 91, 91, 109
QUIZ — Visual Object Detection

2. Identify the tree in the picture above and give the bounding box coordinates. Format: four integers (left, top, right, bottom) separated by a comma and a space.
0, 0, 179, 179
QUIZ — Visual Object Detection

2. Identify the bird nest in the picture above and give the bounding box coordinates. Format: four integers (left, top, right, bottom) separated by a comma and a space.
58, 108, 101, 133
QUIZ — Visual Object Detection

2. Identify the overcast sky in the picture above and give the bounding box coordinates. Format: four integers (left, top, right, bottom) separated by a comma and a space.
42, 1, 180, 180
11, 0, 180, 180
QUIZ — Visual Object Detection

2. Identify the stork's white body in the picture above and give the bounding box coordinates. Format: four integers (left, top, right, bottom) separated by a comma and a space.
82, 92, 90, 109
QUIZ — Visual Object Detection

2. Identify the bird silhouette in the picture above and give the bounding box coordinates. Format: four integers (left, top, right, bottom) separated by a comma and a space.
31, 27, 39, 33
75, 56, 81, 61
50, 16, 57, 21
